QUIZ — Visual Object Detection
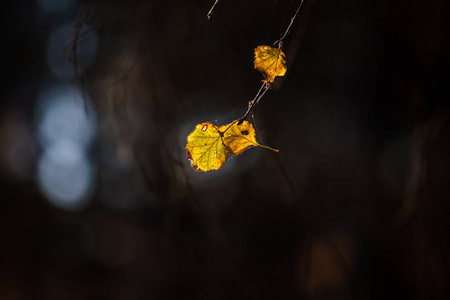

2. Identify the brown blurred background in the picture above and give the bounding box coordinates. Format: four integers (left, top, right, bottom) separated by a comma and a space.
1, 0, 450, 299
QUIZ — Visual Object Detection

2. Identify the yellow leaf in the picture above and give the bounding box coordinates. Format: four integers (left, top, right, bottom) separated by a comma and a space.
221, 120, 277, 155
186, 122, 229, 172
186, 120, 278, 172
254, 45, 287, 85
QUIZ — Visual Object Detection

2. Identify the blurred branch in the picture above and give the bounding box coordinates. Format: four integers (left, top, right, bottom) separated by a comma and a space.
394, 104, 450, 227
66, 1, 93, 112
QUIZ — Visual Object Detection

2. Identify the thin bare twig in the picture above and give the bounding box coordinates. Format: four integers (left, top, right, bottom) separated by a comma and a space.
238, 83, 268, 124
273, 0, 305, 48
207, 0, 219, 20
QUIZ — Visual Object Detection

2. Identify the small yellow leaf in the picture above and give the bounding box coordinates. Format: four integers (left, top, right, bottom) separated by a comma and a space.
186, 120, 278, 172
254, 45, 287, 85
221, 121, 277, 155
186, 122, 229, 172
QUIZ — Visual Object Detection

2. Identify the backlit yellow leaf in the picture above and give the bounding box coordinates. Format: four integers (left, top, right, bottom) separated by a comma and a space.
186, 122, 229, 172
221, 121, 276, 155
186, 120, 278, 172
254, 45, 287, 85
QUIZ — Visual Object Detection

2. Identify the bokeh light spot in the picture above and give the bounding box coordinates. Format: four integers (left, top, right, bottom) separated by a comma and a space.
37, 141, 94, 211
36, 85, 97, 211
37, 85, 96, 149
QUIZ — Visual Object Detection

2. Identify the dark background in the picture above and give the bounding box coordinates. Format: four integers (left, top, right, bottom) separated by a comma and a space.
1, 0, 450, 299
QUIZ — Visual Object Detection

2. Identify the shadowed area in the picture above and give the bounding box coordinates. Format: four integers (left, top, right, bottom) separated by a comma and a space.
1, 0, 450, 299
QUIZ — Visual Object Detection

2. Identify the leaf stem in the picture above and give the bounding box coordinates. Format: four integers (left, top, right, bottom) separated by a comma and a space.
238, 83, 268, 124
258, 144, 279, 152
273, 0, 304, 48
207, 0, 219, 20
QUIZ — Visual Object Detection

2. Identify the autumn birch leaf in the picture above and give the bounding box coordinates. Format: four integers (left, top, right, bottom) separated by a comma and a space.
186, 122, 229, 172
220, 120, 278, 155
254, 45, 287, 85
186, 120, 278, 172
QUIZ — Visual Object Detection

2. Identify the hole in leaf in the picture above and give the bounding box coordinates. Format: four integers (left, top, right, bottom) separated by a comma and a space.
241, 130, 249, 135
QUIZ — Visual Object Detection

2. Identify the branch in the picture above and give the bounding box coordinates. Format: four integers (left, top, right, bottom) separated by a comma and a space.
207, 0, 219, 20
273, 0, 305, 48
238, 83, 268, 124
